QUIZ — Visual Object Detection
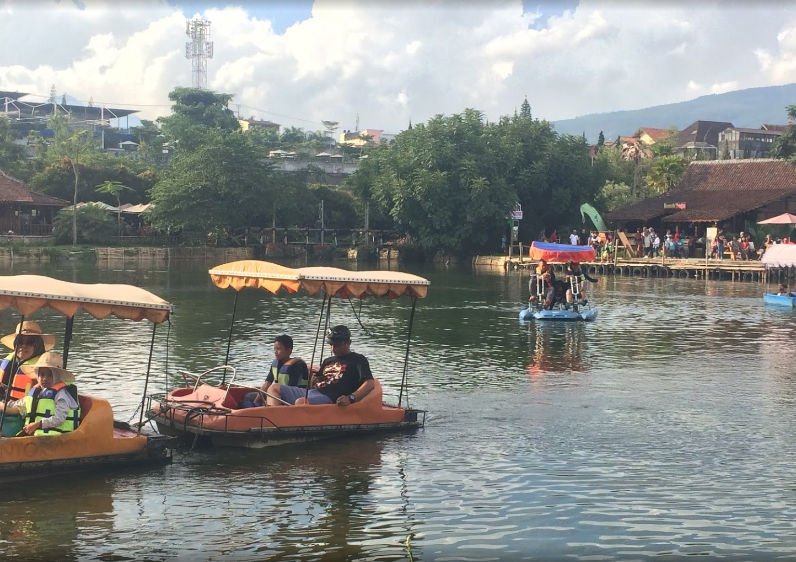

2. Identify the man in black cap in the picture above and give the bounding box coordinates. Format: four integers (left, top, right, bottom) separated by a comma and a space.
296, 324, 374, 406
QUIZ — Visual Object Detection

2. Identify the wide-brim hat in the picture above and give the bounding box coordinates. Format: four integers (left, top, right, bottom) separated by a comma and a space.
1, 321, 55, 351
20, 351, 75, 384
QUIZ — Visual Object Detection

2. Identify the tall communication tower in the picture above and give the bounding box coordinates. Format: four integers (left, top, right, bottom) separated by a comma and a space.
185, 17, 213, 89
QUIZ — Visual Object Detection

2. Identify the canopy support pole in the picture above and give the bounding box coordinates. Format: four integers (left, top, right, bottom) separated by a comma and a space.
63, 316, 74, 367
138, 323, 157, 433
398, 297, 417, 407
306, 294, 330, 400
0, 315, 24, 435
223, 291, 240, 385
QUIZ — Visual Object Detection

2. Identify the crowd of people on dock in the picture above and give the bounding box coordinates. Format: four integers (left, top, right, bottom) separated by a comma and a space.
539, 228, 615, 262
535, 225, 796, 261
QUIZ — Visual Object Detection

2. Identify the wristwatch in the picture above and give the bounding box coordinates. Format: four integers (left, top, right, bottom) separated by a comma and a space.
348, 393, 356, 403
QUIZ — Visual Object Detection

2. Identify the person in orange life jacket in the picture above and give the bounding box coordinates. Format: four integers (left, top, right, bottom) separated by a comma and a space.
0, 321, 55, 401
564, 261, 597, 305
294, 325, 374, 406
1, 352, 79, 436
242, 334, 308, 407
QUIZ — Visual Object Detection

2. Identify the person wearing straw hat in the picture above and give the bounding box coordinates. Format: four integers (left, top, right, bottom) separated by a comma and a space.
1, 352, 80, 436
0, 321, 55, 402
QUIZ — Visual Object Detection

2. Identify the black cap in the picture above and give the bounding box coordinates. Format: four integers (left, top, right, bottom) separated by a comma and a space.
325, 325, 351, 343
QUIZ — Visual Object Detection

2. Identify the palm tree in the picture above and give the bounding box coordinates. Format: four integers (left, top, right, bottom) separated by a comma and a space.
95, 180, 135, 237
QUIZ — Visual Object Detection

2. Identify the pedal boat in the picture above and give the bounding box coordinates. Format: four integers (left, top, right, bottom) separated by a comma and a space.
763, 293, 796, 307
519, 304, 598, 322
520, 242, 599, 322
761, 244, 796, 307
149, 260, 429, 449
0, 275, 174, 481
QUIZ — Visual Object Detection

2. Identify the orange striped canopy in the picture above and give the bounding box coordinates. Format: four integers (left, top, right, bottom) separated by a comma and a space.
0, 275, 173, 323
209, 260, 430, 299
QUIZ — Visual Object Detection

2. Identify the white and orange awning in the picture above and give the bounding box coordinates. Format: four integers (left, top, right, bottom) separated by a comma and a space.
209, 260, 430, 299
0, 275, 173, 323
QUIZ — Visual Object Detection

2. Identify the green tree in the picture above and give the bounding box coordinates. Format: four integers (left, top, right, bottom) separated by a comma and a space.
53, 204, 116, 244
96, 180, 135, 236
148, 130, 275, 242
772, 104, 796, 159
131, 119, 166, 166
157, 87, 239, 151
45, 114, 103, 245
519, 97, 532, 119
595, 180, 634, 211
0, 116, 28, 179
646, 154, 687, 194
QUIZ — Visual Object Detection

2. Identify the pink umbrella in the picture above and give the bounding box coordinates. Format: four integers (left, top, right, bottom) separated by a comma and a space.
758, 212, 796, 224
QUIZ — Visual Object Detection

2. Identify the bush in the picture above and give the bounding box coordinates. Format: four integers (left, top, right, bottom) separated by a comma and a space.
53, 205, 117, 244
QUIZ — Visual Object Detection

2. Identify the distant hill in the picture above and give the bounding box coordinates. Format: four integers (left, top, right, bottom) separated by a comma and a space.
551, 83, 796, 144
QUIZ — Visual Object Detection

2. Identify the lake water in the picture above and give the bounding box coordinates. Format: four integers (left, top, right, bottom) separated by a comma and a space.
1, 260, 796, 561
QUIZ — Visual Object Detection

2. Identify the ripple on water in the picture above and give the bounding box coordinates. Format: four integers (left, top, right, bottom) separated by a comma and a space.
3, 265, 796, 560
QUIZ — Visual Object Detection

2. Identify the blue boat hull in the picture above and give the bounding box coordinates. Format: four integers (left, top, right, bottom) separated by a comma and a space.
763, 293, 796, 307
519, 306, 597, 322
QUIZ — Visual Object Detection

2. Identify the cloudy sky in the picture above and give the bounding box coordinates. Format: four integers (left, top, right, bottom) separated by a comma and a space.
1, 0, 795, 135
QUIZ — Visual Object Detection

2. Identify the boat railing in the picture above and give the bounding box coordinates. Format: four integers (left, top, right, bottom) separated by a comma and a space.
178, 365, 237, 392
570, 275, 581, 298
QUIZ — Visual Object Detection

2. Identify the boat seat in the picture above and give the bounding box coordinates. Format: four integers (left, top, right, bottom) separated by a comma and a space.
78, 394, 92, 421
358, 379, 383, 405
223, 386, 250, 408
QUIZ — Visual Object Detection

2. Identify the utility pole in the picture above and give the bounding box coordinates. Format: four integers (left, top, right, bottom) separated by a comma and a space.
319, 199, 325, 245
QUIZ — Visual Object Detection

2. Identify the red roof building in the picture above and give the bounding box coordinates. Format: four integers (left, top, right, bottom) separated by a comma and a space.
0, 170, 68, 235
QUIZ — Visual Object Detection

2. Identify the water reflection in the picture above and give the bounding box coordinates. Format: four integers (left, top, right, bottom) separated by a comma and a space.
526, 322, 589, 376
0, 472, 115, 561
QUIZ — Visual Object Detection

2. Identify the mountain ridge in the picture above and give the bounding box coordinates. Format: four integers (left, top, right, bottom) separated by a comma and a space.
550, 83, 796, 144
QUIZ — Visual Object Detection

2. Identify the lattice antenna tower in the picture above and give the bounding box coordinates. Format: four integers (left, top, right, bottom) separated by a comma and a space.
185, 17, 214, 89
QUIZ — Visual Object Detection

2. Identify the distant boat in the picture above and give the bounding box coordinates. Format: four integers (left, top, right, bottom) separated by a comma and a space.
761, 244, 796, 307
519, 242, 598, 322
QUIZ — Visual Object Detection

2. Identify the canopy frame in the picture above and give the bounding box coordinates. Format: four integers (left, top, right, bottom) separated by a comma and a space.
209, 260, 429, 405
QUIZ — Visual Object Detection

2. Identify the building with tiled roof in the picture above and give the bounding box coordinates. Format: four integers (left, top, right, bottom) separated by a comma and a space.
606, 159, 796, 230
0, 170, 69, 235
636, 127, 675, 145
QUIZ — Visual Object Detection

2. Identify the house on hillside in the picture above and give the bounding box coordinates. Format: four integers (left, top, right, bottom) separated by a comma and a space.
0, 169, 69, 235
339, 129, 383, 147
636, 127, 674, 146
605, 159, 796, 239
718, 127, 782, 159
675, 120, 734, 160
239, 117, 280, 133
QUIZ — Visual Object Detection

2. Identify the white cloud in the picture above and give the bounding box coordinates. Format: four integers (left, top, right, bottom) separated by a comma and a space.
0, 0, 794, 134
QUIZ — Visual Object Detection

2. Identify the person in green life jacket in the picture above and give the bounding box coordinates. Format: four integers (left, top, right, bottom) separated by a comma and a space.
0, 321, 55, 436
239, 334, 309, 407
0, 352, 80, 436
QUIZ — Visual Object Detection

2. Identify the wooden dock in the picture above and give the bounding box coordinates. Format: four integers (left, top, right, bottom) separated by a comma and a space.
481, 255, 791, 284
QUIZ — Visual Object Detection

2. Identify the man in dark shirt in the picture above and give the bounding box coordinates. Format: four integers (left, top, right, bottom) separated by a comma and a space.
296, 325, 374, 406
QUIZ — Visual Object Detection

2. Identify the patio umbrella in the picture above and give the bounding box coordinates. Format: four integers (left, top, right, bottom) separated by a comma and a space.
757, 212, 796, 224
